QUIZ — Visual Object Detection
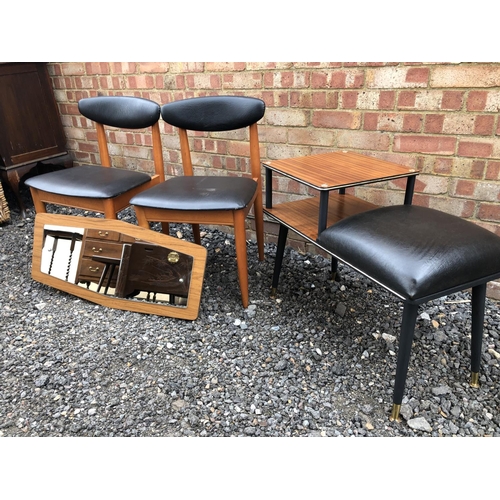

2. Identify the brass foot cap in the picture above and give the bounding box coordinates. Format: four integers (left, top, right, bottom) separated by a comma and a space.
470, 372, 480, 388
389, 404, 401, 422
270, 287, 277, 299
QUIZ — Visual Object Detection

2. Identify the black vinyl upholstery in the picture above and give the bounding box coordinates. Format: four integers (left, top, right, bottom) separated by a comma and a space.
25, 96, 161, 200
160, 95, 265, 131
25, 165, 151, 198
131, 176, 258, 211
317, 205, 500, 301
78, 96, 160, 129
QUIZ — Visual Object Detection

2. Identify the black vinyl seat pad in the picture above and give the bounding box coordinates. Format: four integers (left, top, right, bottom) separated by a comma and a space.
317, 205, 500, 301
130, 176, 258, 211
25, 165, 152, 199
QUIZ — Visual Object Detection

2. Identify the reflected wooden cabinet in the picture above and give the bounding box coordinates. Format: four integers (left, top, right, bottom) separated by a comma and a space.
0, 62, 71, 216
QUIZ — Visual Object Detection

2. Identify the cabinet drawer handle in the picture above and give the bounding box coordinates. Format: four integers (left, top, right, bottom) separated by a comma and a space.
92, 247, 103, 253
89, 266, 100, 273
98, 231, 109, 237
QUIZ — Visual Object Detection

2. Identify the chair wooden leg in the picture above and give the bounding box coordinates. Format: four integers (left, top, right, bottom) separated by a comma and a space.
234, 210, 249, 308
390, 301, 419, 421
470, 283, 486, 387
192, 223, 201, 245
253, 193, 265, 261
161, 222, 170, 235
103, 199, 118, 219
133, 207, 151, 229
29, 188, 48, 214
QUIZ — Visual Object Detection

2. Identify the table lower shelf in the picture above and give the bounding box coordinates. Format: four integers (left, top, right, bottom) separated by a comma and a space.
263, 193, 376, 242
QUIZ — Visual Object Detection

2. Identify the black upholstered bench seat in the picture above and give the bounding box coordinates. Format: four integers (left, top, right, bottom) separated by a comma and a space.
316, 205, 500, 421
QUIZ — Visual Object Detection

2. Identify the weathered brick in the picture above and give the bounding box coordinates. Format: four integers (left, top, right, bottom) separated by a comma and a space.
336, 130, 391, 151
458, 140, 493, 158
424, 114, 445, 133
341, 91, 358, 109
60, 63, 86, 76
486, 161, 500, 180
266, 109, 309, 127
441, 91, 464, 110
139, 62, 170, 73
379, 91, 395, 109
478, 203, 500, 222
224, 73, 262, 89
186, 74, 222, 90
402, 114, 423, 132
366, 67, 428, 88
312, 110, 361, 130
288, 128, 336, 146
111, 63, 137, 74
442, 114, 475, 135
431, 65, 500, 88
394, 135, 456, 155
474, 115, 495, 135
467, 91, 488, 111
451, 179, 500, 201
85, 62, 110, 75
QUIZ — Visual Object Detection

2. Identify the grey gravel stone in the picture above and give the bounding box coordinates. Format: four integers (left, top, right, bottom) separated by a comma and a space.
1, 188, 500, 437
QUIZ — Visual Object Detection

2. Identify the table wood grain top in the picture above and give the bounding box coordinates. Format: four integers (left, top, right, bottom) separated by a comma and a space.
263, 151, 418, 190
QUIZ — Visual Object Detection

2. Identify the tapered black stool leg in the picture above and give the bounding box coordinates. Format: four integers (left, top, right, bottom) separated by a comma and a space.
390, 301, 419, 421
331, 257, 338, 281
470, 283, 486, 388
270, 224, 288, 298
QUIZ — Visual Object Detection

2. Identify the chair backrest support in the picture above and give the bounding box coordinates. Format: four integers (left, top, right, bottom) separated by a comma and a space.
78, 96, 164, 180
161, 96, 265, 179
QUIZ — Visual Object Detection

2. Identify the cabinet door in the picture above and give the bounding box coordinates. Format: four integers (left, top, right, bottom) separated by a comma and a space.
0, 62, 67, 168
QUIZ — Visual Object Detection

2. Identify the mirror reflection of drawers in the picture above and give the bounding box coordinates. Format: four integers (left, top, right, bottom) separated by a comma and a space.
76, 229, 136, 287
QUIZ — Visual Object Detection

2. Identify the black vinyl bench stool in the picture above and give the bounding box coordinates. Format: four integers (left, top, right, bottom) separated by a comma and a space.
316, 205, 500, 422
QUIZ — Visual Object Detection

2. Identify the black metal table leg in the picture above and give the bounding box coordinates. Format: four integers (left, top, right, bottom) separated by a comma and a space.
404, 175, 416, 205
270, 224, 288, 298
318, 190, 329, 235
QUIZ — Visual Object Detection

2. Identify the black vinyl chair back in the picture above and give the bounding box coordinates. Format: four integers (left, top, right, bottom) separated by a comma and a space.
79, 96, 160, 130
161, 95, 265, 132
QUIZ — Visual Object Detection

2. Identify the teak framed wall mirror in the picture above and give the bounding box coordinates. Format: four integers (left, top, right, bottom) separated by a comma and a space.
32, 213, 207, 320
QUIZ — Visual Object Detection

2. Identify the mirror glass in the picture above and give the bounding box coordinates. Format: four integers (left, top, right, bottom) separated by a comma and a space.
32, 214, 207, 320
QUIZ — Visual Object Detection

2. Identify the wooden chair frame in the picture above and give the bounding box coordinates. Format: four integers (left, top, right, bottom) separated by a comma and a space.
133, 122, 264, 309
29, 111, 165, 219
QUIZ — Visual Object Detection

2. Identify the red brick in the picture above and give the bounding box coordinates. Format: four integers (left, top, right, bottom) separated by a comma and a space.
85, 62, 110, 75
394, 135, 456, 154
478, 203, 500, 222
474, 115, 495, 135
471, 160, 486, 179
341, 91, 358, 108
363, 113, 378, 131
311, 71, 328, 89
441, 91, 464, 110
467, 91, 488, 111
337, 130, 391, 150
424, 114, 445, 133
311, 72, 328, 88
458, 140, 493, 157
433, 157, 453, 175
486, 161, 500, 180
398, 91, 416, 107
406, 67, 429, 84
312, 110, 361, 129
379, 91, 395, 109
403, 114, 423, 132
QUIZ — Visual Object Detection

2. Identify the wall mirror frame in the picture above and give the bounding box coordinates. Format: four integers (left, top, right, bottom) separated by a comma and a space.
32, 213, 207, 320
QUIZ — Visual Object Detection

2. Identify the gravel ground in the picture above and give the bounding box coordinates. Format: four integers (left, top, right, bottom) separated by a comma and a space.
1, 188, 500, 438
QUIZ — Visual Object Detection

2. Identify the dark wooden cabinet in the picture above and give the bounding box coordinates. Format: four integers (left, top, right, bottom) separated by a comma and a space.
0, 62, 71, 216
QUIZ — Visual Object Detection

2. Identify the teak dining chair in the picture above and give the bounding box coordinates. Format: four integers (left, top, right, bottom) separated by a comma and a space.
25, 96, 165, 219
130, 95, 266, 308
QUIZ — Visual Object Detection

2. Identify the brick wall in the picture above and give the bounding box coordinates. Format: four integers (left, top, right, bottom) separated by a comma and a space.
47, 62, 500, 299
